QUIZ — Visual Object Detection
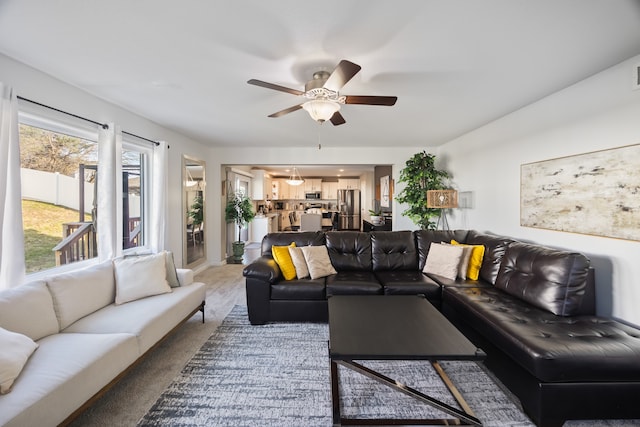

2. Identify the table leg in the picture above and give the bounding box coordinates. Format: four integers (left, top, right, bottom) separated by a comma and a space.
330, 358, 342, 426
333, 359, 482, 426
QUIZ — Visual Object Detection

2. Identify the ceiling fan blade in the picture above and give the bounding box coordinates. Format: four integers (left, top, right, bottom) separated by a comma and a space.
268, 104, 303, 118
330, 111, 346, 126
247, 79, 304, 96
344, 95, 398, 106
323, 60, 362, 92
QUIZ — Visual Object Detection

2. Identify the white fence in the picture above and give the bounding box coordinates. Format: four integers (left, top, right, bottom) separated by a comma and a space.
21, 168, 140, 216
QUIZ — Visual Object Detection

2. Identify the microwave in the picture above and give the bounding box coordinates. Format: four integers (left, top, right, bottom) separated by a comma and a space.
305, 192, 321, 200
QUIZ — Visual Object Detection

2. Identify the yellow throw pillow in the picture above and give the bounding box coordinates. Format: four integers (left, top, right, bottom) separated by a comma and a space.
451, 240, 485, 281
272, 243, 297, 280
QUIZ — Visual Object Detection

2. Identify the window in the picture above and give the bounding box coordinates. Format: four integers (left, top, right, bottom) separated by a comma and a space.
121, 141, 150, 252
18, 107, 154, 275
19, 122, 99, 273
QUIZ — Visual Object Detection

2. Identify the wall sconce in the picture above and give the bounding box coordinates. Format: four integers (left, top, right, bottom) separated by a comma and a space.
426, 189, 458, 230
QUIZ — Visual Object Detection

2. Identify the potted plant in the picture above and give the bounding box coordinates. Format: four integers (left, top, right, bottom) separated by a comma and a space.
395, 151, 450, 230
368, 208, 383, 224
225, 192, 256, 262
188, 195, 203, 228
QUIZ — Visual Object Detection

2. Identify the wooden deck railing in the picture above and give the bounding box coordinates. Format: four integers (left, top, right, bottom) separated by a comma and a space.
54, 218, 143, 265
53, 222, 97, 266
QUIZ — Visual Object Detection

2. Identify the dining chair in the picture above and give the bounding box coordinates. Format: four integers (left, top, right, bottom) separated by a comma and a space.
300, 213, 322, 231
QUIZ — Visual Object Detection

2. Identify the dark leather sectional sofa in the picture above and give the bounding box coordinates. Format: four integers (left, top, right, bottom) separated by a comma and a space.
242, 229, 640, 427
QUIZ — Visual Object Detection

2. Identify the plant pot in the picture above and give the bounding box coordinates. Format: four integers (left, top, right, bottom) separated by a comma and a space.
370, 215, 382, 225
232, 241, 245, 263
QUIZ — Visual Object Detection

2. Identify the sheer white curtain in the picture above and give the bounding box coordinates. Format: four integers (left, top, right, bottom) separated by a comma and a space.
97, 123, 122, 261
0, 83, 25, 289
149, 141, 168, 252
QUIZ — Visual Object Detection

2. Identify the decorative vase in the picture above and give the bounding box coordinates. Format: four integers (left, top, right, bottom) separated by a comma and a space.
232, 241, 245, 263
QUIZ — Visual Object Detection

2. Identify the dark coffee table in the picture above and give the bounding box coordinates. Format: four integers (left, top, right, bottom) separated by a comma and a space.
328, 295, 486, 426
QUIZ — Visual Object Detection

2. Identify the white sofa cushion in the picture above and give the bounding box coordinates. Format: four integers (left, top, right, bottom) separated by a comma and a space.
46, 261, 115, 330
176, 268, 194, 287
0, 332, 138, 427
0, 280, 59, 340
114, 253, 172, 304
64, 282, 205, 354
0, 327, 39, 394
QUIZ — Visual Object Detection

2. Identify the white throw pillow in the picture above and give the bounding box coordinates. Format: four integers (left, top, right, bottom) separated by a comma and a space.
114, 253, 172, 305
300, 246, 337, 280
423, 242, 465, 281
46, 261, 115, 330
288, 246, 310, 279
454, 245, 473, 280
0, 327, 38, 394
0, 280, 59, 341
163, 251, 181, 287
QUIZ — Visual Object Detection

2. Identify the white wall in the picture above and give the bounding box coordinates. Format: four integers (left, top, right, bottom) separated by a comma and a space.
438, 55, 640, 326
1, 54, 210, 269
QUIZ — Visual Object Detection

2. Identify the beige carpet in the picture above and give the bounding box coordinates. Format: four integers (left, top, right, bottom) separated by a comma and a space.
69, 263, 247, 427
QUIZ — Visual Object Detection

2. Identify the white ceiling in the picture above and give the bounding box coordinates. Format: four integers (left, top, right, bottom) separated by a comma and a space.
1, 1, 640, 150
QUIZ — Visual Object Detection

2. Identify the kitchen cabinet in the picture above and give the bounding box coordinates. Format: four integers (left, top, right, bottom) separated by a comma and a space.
251, 169, 272, 201
338, 178, 360, 190
321, 181, 338, 199
303, 178, 322, 193
273, 179, 288, 199
288, 183, 305, 200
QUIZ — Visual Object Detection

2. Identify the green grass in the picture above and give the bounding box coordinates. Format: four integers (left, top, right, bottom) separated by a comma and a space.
22, 200, 90, 273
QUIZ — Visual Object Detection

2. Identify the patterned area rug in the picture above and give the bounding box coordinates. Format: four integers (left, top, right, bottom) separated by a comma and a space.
138, 305, 534, 426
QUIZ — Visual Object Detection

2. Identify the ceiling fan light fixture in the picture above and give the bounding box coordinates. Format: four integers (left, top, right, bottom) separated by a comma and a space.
286, 166, 305, 186
302, 99, 340, 122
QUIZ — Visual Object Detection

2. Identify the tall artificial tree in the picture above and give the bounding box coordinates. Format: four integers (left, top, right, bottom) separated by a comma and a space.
225, 192, 255, 242
395, 151, 450, 230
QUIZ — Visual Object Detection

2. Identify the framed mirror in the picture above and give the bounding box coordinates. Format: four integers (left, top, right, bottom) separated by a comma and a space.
183, 156, 206, 268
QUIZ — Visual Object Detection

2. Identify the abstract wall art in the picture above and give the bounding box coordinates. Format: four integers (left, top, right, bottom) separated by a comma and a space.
520, 144, 640, 241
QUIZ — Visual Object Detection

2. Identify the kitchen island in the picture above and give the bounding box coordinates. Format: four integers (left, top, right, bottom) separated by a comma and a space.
362, 219, 391, 231
251, 213, 279, 242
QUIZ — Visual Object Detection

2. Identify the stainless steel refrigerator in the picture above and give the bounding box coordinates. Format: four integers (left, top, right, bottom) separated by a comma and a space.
337, 189, 361, 230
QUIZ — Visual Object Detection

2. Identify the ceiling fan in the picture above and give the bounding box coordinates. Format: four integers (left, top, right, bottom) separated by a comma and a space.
247, 60, 397, 126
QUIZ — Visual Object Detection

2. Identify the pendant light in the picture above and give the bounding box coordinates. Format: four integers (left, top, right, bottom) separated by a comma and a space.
286, 166, 304, 186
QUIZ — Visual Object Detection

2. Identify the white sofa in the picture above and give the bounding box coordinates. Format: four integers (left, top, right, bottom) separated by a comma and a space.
0, 252, 206, 427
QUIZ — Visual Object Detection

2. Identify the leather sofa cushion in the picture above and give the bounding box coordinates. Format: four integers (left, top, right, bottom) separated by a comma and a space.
271, 279, 326, 300
415, 230, 470, 270
326, 231, 372, 271
375, 270, 441, 300
444, 286, 640, 382
465, 231, 514, 285
371, 231, 418, 271
326, 272, 382, 296
261, 231, 325, 257
495, 242, 590, 316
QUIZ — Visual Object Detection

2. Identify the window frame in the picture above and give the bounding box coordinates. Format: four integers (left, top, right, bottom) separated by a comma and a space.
121, 138, 153, 255
17, 103, 156, 278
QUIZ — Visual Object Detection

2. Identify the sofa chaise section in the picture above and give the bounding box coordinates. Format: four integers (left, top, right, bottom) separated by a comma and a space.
441, 240, 640, 426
